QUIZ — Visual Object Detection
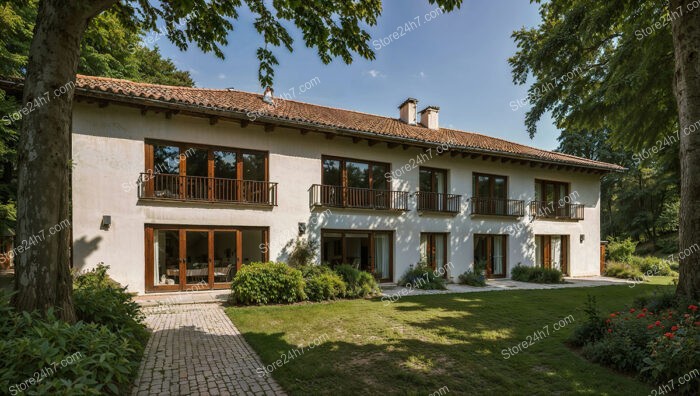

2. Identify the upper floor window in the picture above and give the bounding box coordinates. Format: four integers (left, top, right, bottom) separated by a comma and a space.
473, 173, 507, 200
419, 167, 447, 194
535, 179, 569, 203
321, 156, 389, 191
532, 179, 582, 220
140, 140, 276, 205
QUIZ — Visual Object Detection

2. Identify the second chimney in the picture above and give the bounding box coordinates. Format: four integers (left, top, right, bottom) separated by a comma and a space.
419, 106, 440, 130
398, 98, 418, 125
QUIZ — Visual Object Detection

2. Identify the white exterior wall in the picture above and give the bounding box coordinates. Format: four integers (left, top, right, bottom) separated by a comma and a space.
71, 103, 603, 294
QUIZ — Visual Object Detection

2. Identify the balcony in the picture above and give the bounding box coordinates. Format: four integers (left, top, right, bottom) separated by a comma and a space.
469, 197, 525, 217
138, 173, 278, 206
529, 201, 584, 221
309, 184, 409, 211
416, 192, 461, 214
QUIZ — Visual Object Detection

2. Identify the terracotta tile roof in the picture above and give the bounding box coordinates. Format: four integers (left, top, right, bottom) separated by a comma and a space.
2, 74, 625, 171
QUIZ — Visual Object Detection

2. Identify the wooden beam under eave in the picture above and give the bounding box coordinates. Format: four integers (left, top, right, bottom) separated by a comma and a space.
451, 151, 460, 158
98, 101, 109, 108
461, 152, 469, 158
520, 160, 528, 165
482, 155, 490, 161
501, 158, 509, 163
540, 163, 548, 168
209, 117, 219, 126
387, 142, 399, 149
352, 137, 362, 144
165, 111, 173, 119
470, 153, 480, 159
367, 140, 379, 147
325, 132, 335, 140
491, 156, 499, 162
264, 124, 275, 133
240, 119, 250, 128
530, 162, 538, 167
140, 107, 148, 116
300, 129, 309, 135
402, 144, 410, 150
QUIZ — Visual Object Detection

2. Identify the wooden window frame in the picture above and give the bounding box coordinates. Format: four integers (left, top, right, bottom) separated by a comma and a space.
321, 155, 391, 189
535, 235, 569, 275
320, 229, 394, 282
145, 224, 269, 293
473, 172, 508, 199
534, 179, 570, 203
474, 234, 507, 279
421, 232, 449, 277
419, 166, 448, 194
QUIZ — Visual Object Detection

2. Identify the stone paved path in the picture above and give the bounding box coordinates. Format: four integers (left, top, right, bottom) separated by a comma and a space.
132, 303, 286, 396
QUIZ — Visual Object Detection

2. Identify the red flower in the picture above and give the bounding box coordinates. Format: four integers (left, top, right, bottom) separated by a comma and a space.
647, 324, 654, 329
655, 321, 662, 326
606, 319, 611, 324
689, 305, 698, 312
695, 322, 700, 326
664, 332, 674, 339
630, 308, 636, 313
610, 313, 617, 318
637, 313, 646, 318
642, 308, 648, 312
671, 325, 679, 332
685, 314, 690, 318
608, 329, 613, 333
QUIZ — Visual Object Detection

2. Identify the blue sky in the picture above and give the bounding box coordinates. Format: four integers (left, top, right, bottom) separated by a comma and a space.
155, 1, 560, 150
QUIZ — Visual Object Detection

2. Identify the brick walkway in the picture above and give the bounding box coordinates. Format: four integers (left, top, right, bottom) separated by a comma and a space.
132, 303, 286, 396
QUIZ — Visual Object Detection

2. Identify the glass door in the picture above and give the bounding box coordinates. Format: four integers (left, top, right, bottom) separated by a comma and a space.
374, 232, 391, 281
185, 231, 209, 288
474, 235, 507, 278
185, 148, 209, 200
213, 231, 237, 284
153, 229, 181, 289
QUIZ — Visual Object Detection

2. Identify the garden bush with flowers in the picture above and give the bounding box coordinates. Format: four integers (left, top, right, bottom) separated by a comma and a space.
570, 295, 700, 394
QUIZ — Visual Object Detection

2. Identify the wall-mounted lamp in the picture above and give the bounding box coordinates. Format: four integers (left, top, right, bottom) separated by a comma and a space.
101, 215, 111, 231
580, 234, 585, 243
298, 222, 306, 236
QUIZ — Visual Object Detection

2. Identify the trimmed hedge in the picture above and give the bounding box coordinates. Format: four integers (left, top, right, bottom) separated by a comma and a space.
458, 270, 486, 287
333, 264, 381, 297
230, 262, 306, 305
302, 265, 347, 301
511, 265, 564, 283
397, 264, 446, 290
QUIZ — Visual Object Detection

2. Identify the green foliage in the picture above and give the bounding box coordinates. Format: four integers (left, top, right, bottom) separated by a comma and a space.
569, 295, 606, 347
457, 270, 486, 287
511, 265, 563, 284
632, 289, 679, 313
629, 256, 674, 276
230, 262, 306, 305
286, 238, 319, 268
334, 264, 380, 298
398, 264, 447, 290
301, 265, 346, 302
604, 261, 643, 279
606, 238, 638, 262
0, 288, 146, 395
574, 300, 700, 395
73, 264, 149, 348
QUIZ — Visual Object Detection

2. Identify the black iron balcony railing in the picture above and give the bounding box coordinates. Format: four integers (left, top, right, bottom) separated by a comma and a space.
416, 192, 461, 214
138, 173, 278, 206
309, 184, 409, 211
529, 201, 584, 220
469, 197, 525, 217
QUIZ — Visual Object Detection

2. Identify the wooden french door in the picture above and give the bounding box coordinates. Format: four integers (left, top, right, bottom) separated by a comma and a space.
145, 225, 268, 292
474, 235, 507, 278
535, 235, 569, 275
421, 233, 448, 277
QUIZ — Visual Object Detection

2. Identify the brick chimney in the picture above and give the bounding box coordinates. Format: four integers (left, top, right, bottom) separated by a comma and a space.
419, 106, 439, 130
398, 98, 418, 125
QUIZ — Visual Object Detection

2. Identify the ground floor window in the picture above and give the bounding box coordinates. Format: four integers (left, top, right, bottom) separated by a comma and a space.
321, 230, 393, 282
474, 234, 507, 278
420, 233, 448, 276
145, 225, 268, 292
535, 235, 569, 275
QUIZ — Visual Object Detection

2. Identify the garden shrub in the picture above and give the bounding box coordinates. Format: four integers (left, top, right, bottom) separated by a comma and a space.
0, 291, 145, 395
633, 289, 678, 313
334, 264, 380, 297
398, 264, 446, 290
511, 265, 563, 283
302, 265, 347, 301
73, 264, 149, 348
570, 294, 700, 395
458, 270, 486, 287
604, 261, 643, 279
606, 237, 637, 262
286, 238, 319, 268
629, 256, 674, 276
230, 262, 306, 305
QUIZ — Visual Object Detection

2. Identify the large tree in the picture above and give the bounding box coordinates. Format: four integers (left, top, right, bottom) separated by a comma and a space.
13, 0, 463, 320
510, 1, 699, 300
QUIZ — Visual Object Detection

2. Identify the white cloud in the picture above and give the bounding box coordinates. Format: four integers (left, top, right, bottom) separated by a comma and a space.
217, 73, 227, 80
365, 69, 385, 78
419, 71, 426, 78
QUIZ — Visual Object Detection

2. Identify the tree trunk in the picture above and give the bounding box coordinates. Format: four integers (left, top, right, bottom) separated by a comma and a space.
670, 0, 700, 301
12, 0, 115, 321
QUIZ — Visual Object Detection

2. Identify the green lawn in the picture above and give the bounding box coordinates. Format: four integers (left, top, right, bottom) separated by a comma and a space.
226, 284, 673, 395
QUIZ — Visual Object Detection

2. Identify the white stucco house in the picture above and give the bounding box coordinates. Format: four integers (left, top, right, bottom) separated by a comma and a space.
2, 75, 625, 294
